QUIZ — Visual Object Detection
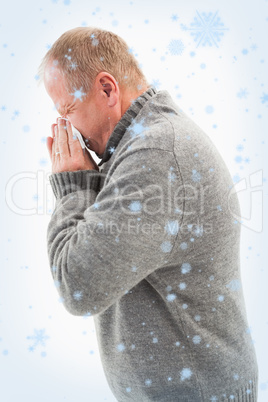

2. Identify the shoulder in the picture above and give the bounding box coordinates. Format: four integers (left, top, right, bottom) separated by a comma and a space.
121, 101, 177, 155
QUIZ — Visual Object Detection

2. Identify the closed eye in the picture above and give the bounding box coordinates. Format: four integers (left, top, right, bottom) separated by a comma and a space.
59, 105, 75, 117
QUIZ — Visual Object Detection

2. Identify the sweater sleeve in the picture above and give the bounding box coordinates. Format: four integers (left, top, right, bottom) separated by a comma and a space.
47, 148, 184, 317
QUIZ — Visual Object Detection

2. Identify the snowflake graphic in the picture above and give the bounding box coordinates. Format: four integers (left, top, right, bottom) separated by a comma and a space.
181, 262, 192, 274
232, 174, 241, 183
165, 220, 179, 236
151, 79, 161, 89
70, 61, 78, 70
91, 36, 99, 46
236, 144, 244, 152
191, 169, 202, 182
226, 279, 241, 291
128, 47, 134, 55
193, 225, 203, 237
180, 367, 192, 381
70, 87, 86, 102
192, 335, 201, 344
261, 93, 268, 105
39, 158, 48, 166
127, 118, 149, 139
116, 343, 125, 352
108, 146, 115, 154
166, 293, 177, 302
145, 379, 152, 386
128, 200, 142, 212
237, 88, 249, 99
161, 241, 173, 253
171, 14, 179, 22
26, 328, 50, 351
168, 39, 185, 55
73, 290, 83, 300
181, 10, 229, 48
168, 167, 177, 183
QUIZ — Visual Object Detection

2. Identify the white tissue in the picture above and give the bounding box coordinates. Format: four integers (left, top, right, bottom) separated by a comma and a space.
70, 124, 86, 151
61, 118, 88, 153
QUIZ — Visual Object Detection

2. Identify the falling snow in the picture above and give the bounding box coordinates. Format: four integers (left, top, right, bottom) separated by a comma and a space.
129, 200, 142, 212
108, 146, 116, 154
26, 329, 50, 350
171, 14, 179, 22
161, 241, 173, 253
73, 290, 83, 300
192, 169, 202, 182
70, 87, 86, 102
165, 220, 179, 235
145, 378, 152, 386
226, 279, 241, 291
127, 118, 149, 139
166, 293, 177, 302
192, 335, 201, 344
180, 367, 192, 381
181, 262, 192, 274
117, 343, 125, 352
180, 242, 188, 250
237, 88, 249, 99
167, 39, 185, 55
261, 93, 268, 105
181, 11, 229, 48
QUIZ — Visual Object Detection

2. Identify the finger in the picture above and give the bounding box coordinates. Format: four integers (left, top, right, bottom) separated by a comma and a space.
57, 118, 70, 157
51, 123, 57, 139
53, 125, 59, 161
47, 137, 53, 161
49, 124, 57, 161
65, 120, 84, 158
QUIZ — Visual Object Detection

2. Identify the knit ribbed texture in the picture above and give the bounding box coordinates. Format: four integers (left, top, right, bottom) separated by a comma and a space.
49, 169, 101, 200
221, 375, 258, 401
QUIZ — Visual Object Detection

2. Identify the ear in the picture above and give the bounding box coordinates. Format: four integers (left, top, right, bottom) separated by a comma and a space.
99, 75, 118, 107
101, 82, 112, 97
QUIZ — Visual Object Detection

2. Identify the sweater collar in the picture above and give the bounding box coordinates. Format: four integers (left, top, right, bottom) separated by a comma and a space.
96, 85, 158, 167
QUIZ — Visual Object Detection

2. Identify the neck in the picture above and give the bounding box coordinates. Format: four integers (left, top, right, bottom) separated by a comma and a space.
94, 85, 150, 157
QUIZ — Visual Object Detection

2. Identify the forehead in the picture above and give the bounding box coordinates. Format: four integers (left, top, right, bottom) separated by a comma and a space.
44, 62, 64, 90
44, 63, 74, 112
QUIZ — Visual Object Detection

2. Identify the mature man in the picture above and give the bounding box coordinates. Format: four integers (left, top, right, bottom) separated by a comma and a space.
39, 27, 258, 401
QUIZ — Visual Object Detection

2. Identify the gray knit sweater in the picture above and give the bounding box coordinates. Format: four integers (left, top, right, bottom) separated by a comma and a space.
47, 86, 259, 401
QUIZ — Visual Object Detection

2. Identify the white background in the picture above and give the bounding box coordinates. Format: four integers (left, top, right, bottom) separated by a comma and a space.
0, 0, 267, 400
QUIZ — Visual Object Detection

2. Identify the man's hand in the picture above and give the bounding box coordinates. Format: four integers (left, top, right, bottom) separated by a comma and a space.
47, 118, 99, 174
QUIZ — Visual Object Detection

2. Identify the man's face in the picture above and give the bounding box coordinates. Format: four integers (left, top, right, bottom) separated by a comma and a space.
43, 62, 109, 152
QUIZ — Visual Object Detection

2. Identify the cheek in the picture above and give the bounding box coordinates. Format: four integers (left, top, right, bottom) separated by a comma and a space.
70, 113, 91, 137
68, 112, 82, 129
